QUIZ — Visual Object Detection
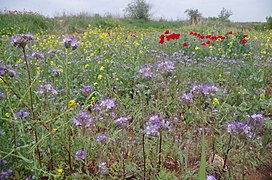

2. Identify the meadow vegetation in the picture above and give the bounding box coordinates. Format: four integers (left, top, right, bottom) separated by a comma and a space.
0, 10, 271, 179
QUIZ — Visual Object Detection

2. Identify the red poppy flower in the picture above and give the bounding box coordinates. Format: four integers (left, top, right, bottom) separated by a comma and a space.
190, 31, 194, 35
243, 34, 248, 38
210, 36, 218, 41
164, 29, 170, 34
206, 40, 211, 45
228, 31, 233, 34
182, 42, 189, 46
241, 39, 247, 44
206, 35, 211, 39
201, 43, 206, 46
159, 39, 164, 44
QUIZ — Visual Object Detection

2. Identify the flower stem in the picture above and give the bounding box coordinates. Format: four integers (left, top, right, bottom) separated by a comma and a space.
23, 47, 42, 168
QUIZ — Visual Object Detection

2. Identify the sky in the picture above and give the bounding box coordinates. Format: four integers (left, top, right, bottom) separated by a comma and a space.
0, 0, 271, 22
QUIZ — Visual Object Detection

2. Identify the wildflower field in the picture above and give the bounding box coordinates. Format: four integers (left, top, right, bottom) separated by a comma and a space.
0, 21, 272, 179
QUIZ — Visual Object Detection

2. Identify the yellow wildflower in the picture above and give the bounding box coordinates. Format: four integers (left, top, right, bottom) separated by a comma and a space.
69, 100, 76, 108
212, 98, 219, 105
195, 46, 200, 50
57, 168, 63, 174
100, 66, 105, 71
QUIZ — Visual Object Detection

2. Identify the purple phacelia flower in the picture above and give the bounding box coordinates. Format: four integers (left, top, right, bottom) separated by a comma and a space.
227, 121, 251, 135
96, 134, 108, 142
156, 60, 175, 76
248, 113, 264, 126
98, 162, 108, 175
0, 64, 6, 76
190, 83, 219, 96
99, 98, 116, 110
0, 169, 12, 179
138, 65, 153, 79
75, 150, 87, 160
115, 117, 129, 128
145, 115, 171, 136
206, 174, 216, 180
52, 67, 61, 76
0, 160, 7, 166
37, 82, 57, 95
62, 36, 78, 50
0, 90, 5, 99
81, 85, 93, 96
7, 68, 16, 78
71, 110, 93, 128
32, 52, 44, 59
17, 109, 29, 119
12, 33, 34, 49
181, 92, 193, 103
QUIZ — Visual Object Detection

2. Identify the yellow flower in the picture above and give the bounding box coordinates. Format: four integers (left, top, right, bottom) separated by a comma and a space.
195, 46, 200, 50
57, 168, 63, 174
98, 74, 102, 80
69, 100, 76, 107
212, 98, 219, 105
91, 96, 96, 104
93, 82, 98, 86
259, 93, 265, 101
100, 66, 105, 71
5, 113, 9, 117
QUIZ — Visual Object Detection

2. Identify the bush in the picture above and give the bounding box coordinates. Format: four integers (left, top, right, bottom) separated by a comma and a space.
266, 16, 272, 29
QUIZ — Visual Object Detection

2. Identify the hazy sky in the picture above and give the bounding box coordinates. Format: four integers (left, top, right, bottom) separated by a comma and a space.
0, 0, 271, 22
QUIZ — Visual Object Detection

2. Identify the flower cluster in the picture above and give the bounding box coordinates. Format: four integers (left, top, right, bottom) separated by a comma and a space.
32, 52, 44, 59
145, 115, 171, 137
138, 59, 176, 79
0, 63, 16, 78
115, 116, 130, 128
81, 85, 93, 96
17, 109, 29, 119
182, 83, 220, 103
12, 33, 34, 49
62, 36, 78, 50
98, 162, 108, 175
71, 110, 93, 128
0, 160, 12, 179
227, 121, 251, 135
138, 64, 153, 79
241, 34, 248, 44
99, 98, 116, 110
75, 150, 87, 160
248, 113, 265, 127
37, 82, 57, 96
159, 30, 180, 44
156, 60, 175, 76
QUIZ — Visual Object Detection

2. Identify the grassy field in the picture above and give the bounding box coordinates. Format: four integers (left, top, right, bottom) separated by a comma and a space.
0, 12, 272, 179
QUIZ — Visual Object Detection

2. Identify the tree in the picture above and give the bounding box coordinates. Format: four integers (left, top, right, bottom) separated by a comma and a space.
124, 0, 152, 20
266, 16, 272, 29
218, 8, 232, 22
184, 8, 202, 25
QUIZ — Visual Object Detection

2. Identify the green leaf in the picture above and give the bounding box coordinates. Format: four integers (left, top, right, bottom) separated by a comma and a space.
198, 132, 206, 180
